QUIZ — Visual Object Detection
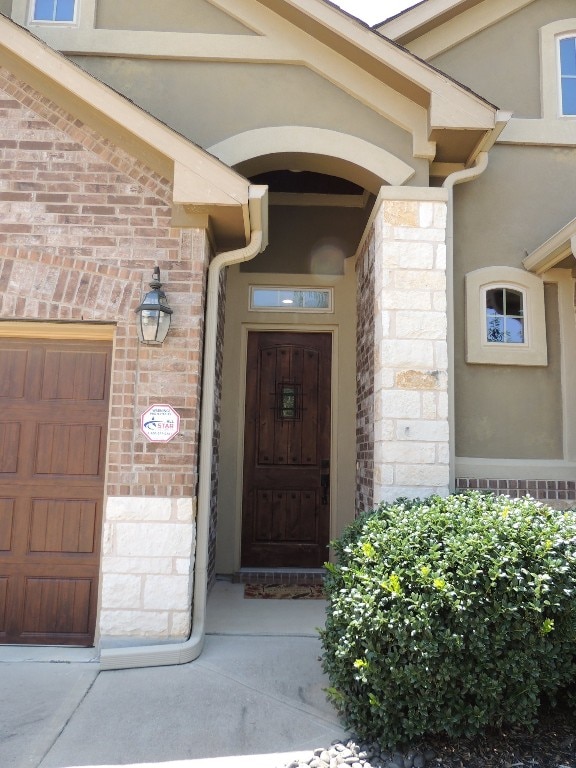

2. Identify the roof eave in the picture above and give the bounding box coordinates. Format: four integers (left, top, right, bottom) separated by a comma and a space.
524, 218, 576, 275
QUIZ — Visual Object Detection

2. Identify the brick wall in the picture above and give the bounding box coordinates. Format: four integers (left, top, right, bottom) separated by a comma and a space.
0, 66, 206, 499
0, 66, 211, 639
455, 478, 576, 503
355, 226, 375, 514
208, 267, 227, 588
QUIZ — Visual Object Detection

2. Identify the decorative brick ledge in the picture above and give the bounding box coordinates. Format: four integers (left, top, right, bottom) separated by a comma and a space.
456, 478, 576, 501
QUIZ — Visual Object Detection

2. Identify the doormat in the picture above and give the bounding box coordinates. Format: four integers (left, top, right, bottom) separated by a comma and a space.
244, 583, 325, 599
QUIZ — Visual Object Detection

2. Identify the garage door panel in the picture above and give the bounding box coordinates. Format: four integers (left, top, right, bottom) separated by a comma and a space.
0, 337, 110, 646
29, 499, 97, 554
0, 423, 21, 474
35, 424, 103, 477
0, 499, 15, 552
0, 349, 28, 399
21, 577, 93, 637
42, 350, 109, 402
0, 577, 8, 636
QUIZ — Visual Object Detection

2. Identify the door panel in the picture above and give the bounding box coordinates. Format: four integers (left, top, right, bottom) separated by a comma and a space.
0, 338, 110, 646
242, 332, 331, 568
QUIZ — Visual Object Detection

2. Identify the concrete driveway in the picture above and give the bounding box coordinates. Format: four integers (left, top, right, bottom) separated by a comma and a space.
1, 581, 346, 768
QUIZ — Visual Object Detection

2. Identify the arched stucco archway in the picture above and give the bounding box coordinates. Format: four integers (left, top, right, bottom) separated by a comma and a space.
208, 126, 416, 193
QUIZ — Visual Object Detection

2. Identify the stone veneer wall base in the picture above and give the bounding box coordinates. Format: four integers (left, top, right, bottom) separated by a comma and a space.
100, 496, 196, 640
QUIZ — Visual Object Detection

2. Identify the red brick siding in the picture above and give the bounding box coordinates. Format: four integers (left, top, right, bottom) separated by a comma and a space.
208, 268, 227, 587
456, 478, 576, 502
355, 228, 375, 514
0, 67, 209, 500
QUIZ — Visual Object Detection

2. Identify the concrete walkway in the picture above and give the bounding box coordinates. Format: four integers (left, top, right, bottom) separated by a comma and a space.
1, 581, 346, 768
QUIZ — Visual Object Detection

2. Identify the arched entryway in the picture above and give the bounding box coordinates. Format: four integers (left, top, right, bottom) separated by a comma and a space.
213, 141, 383, 578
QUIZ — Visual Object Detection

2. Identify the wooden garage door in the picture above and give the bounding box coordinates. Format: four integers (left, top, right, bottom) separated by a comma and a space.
0, 338, 111, 646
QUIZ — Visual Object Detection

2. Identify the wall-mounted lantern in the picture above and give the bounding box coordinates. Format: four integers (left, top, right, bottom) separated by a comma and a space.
135, 267, 173, 344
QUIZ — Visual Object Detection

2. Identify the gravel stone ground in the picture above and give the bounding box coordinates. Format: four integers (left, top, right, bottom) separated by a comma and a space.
285, 707, 576, 768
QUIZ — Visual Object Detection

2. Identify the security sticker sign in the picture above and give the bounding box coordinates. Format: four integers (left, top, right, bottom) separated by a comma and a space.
140, 404, 180, 443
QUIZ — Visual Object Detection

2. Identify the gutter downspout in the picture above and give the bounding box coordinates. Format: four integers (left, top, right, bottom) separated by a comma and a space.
441, 110, 511, 491
101, 185, 268, 671
442, 152, 489, 493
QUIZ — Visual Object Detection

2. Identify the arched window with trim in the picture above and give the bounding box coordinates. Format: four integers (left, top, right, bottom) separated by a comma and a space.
466, 268, 547, 366
559, 35, 576, 116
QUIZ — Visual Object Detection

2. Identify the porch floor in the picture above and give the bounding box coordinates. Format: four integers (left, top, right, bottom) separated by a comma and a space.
206, 577, 328, 637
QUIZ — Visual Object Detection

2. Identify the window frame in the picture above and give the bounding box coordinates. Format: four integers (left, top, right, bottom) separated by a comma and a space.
248, 286, 334, 313
30, 0, 77, 24
558, 34, 576, 117
465, 267, 547, 366
484, 286, 526, 345
540, 20, 576, 120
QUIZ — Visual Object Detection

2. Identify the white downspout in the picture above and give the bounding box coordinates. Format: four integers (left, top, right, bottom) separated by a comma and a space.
101, 186, 268, 671
442, 152, 489, 492
441, 112, 511, 490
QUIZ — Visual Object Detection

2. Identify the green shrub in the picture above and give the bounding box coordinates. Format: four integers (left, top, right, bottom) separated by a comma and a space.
320, 492, 576, 747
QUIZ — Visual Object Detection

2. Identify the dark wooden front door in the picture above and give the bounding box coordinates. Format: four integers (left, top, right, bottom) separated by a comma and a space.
0, 338, 111, 646
241, 332, 331, 567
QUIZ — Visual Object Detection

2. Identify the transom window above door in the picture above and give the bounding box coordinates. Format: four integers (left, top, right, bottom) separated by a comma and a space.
249, 287, 333, 312
32, 0, 76, 22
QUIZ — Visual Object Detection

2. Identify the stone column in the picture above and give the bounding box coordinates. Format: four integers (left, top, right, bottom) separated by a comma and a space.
372, 188, 450, 503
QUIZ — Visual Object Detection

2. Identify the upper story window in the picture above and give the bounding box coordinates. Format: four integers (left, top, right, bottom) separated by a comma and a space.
559, 36, 576, 115
465, 267, 547, 366
485, 287, 524, 343
540, 21, 576, 120
32, 0, 76, 22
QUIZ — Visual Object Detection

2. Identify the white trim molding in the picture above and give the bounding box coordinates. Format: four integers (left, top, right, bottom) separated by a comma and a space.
380, 0, 537, 59
455, 457, 576, 481
207, 127, 416, 192
523, 216, 576, 274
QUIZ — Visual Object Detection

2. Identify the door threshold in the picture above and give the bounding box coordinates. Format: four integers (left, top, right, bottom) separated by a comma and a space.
233, 567, 326, 585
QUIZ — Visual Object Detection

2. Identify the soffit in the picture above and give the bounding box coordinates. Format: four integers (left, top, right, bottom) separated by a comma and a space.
0, 15, 251, 248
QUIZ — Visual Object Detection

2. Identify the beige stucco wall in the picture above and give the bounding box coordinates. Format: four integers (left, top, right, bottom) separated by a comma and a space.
454, 146, 576, 271
96, 0, 255, 34
456, 284, 563, 459
215, 258, 357, 573
433, 0, 576, 461
242, 205, 369, 275
430, 0, 576, 117
69, 58, 427, 185
452, 145, 572, 459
